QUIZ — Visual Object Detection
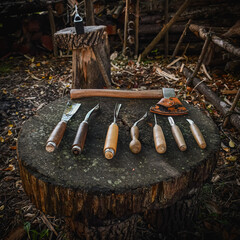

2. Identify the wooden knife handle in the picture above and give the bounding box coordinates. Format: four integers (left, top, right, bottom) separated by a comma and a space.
171, 125, 187, 151
153, 124, 167, 154
190, 123, 206, 149
103, 123, 119, 159
129, 126, 141, 154
72, 121, 89, 155
46, 121, 67, 152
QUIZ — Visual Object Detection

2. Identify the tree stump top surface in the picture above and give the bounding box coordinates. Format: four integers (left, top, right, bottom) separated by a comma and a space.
54, 25, 106, 49
18, 97, 220, 195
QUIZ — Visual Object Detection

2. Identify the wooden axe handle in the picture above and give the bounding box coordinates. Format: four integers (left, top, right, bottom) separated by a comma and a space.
70, 89, 163, 99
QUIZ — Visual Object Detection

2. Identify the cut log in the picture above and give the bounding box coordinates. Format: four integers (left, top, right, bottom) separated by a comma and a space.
222, 20, 240, 38
140, 0, 191, 59
17, 97, 220, 239
139, 24, 185, 35
112, 1, 124, 19
135, 0, 140, 57
189, 24, 240, 57
164, 0, 169, 57
123, 0, 129, 55
176, 62, 240, 131
54, 26, 111, 89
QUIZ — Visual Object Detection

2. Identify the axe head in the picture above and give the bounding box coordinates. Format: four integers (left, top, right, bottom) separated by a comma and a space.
150, 88, 188, 116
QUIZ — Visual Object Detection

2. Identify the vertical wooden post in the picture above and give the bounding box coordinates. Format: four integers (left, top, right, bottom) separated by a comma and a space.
123, 0, 129, 55
84, 0, 95, 25
172, 19, 191, 59
186, 33, 211, 86
47, 3, 58, 57
135, 0, 140, 57
164, 0, 169, 57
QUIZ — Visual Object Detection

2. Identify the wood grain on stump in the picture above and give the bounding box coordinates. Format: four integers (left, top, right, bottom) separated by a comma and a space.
54, 26, 111, 89
17, 97, 220, 239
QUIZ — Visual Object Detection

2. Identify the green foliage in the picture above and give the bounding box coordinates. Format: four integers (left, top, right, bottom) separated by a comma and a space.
0, 63, 11, 74
24, 221, 49, 240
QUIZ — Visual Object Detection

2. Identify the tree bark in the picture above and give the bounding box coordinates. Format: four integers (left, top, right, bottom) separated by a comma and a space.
140, 0, 191, 59
84, 0, 95, 25
189, 24, 240, 57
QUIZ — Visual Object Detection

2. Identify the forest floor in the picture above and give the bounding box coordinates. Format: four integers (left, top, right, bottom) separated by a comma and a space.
0, 53, 240, 240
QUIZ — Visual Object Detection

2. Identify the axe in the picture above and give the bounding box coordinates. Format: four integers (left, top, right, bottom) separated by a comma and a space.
70, 89, 163, 99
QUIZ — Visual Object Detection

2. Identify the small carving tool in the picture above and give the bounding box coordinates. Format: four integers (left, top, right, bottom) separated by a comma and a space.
103, 103, 122, 159
46, 101, 81, 152
129, 112, 148, 154
72, 104, 100, 155
186, 119, 206, 149
153, 114, 167, 154
168, 117, 187, 151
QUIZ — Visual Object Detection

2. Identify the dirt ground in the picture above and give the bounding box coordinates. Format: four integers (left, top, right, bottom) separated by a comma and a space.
0, 53, 240, 240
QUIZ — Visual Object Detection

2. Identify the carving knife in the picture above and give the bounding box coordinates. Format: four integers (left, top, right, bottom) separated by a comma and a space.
153, 114, 167, 154
186, 119, 206, 149
103, 103, 122, 159
46, 101, 81, 152
168, 117, 187, 151
129, 112, 148, 154
72, 104, 100, 155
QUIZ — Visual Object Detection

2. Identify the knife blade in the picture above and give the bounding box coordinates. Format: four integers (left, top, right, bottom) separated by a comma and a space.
46, 101, 81, 152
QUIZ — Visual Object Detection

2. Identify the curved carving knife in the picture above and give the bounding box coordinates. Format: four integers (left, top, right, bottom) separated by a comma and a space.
46, 101, 81, 152
129, 112, 148, 154
72, 104, 100, 155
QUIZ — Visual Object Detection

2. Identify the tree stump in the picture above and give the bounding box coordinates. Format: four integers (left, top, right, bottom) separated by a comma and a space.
17, 97, 220, 239
54, 26, 111, 89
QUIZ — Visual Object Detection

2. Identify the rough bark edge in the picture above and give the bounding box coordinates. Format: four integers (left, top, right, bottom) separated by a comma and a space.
54, 26, 106, 49
189, 24, 240, 57
17, 150, 219, 219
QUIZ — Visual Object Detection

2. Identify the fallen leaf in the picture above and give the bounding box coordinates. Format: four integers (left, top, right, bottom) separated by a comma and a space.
0, 205, 4, 211
3, 164, 15, 171
0, 137, 4, 142
221, 142, 230, 152
211, 174, 220, 183
8, 130, 12, 136
229, 140, 235, 148
226, 155, 237, 162
205, 201, 222, 214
